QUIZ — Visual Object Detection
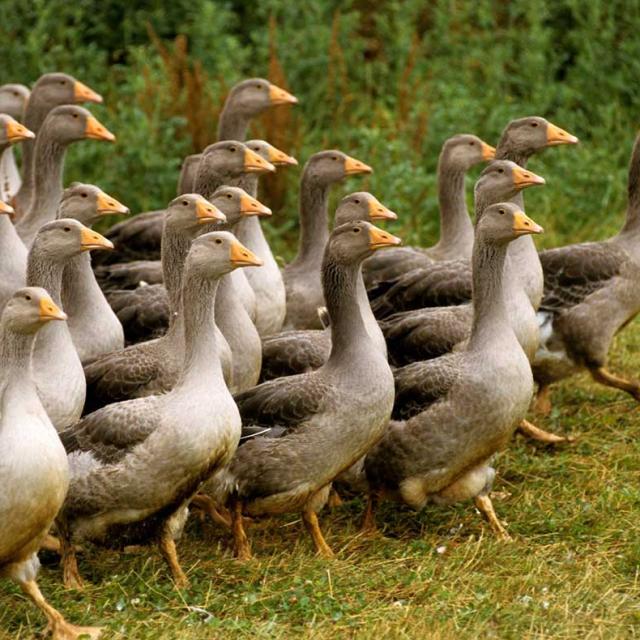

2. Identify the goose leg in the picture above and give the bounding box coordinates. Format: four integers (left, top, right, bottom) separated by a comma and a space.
20, 578, 102, 639
302, 508, 334, 558
360, 492, 379, 535
231, 499, 252, 561
41, 533, 61, 553
60, 534, 84, 590
190, 494, 232, 528
158, 525, 188, 588
517, 418, 574, 445
533, 384, 553, 415
327, 488, 344, 509
590, 366, 640, 400
474, 494, 512, 541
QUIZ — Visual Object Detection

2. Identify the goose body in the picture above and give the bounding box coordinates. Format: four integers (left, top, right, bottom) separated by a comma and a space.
364, 204, 542, 537
57, 232, 256, 588
0, 287, 101, 639
212, 221, 399, 559
27, 219, 113, 430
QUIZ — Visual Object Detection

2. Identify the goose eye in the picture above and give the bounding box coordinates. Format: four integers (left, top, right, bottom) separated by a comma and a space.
354, 199, 360, 204
499, 209, 505, 215
59, 80, 66, 85
182, 200, 188, 206
64, 226, 71, 232
255, 84, 263, 89
215, 238, 223, 245
13, 91, 19, 97
72, 114, 79, 119
353, 227, 361, 233
229, 146, 236, 152
331, 156, 338, 161
530, 122, 538, 127
25, 295, 31, 301
226, 194, 232, 199
498, 168, 504, 174
469, 141, 475, 145
81, 193, 88, 198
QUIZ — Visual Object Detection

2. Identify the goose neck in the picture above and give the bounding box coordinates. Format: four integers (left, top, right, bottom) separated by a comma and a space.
162, 229, 193, 313
217, 104, 250, 141
295, 175, 330, 267
26, 252, 65, 304
433, 164, 472, 255
0, 322, 36, 379
620, 135, 640, 236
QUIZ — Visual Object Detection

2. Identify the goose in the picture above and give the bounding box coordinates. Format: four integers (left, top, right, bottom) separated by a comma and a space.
83, 189, 267, 412
57, 183, 130, 363
367, 117, 578, 318
237, 139, 298, 336
283, 150, 373, 329
56, 231, 261, 589
13, 72, 103, 217
0, 287, 101, 640
97, 78, 296, 265
0, 115, 34, 311
210, 221, 400, 560
0, 83, 30, 201
27, 219, 113, 430
260, 192, 397, 381
363, 134, 494, 285
363, 203, 543, 540
104, 143, 274, 344
16, 105, 115, 246
533, 130, 640, 413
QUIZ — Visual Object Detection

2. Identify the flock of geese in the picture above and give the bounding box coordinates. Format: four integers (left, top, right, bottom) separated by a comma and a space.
2, 72, 640, 639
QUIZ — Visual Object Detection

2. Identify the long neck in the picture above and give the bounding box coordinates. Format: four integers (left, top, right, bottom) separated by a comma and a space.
162, 228, 193, 313
176, 271, 224, 389
20, 124, 68, 237
0, 323, 37, 387
235, 174, 262, 246
217, 102, 250, 140
194, 167, 226, 200
620, 135, 640, 235
324, 256, 370, 366
432, 160, 473, 255
294, 173, 330, 267
26, 252, 65, 304
17, 96, 51, 200
468, 237, 511, 350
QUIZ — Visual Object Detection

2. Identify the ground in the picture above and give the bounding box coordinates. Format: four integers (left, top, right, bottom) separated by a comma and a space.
2, 329, 640, 639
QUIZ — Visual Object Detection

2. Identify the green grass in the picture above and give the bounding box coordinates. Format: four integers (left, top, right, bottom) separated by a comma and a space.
2, 333, 640, 638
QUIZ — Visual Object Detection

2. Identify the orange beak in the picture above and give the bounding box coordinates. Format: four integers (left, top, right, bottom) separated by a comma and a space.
5, 118, 35, 143
513, 210, 544, 236
368, 197, 397, 221
0, 199, 15, 220
546, 122, 579, 146
344, 155, 373, 175
240, 194, 272, 217
481, 142, 496, 161
196, 198, 226, 223
243, 147, 275, 173
267, 145, 298, 166
269, 84, 298, 106
80, 226, 114, 251
74, 81, 103, 104
96, 191, 129, 215
368, 225, 402, 250
85, 116, 116, 142
229, 239, 263, 267
39, 296, 67, 322
512, 166, 546, 188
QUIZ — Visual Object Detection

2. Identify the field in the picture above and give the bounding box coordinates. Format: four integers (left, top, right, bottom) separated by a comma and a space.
2, 326, 640, 638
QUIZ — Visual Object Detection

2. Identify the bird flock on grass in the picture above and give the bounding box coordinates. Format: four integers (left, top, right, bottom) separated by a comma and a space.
2, 72, 640, 639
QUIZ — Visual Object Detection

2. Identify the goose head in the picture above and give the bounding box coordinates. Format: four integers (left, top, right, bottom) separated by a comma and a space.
329, 220, 401, 264
0, 114, 34, 152
335, 192, 397, 225
2, 286, 67, 334
440, 134, 496, 170
0, 84, 30, 120
245, 139, 298, 167
210, 186, 271, 226
499, 116, 578, 156
186, 231, 263, 280
30, 73, 102, 108
476, 160, 545, 204
32, 218, 113, 262
227, 78, 298, 117
165, 194, 226, 235
304, 150, 373, 186
198, 141, 276, 182
57, 183, 129, 226
41, 105, 115, 144
477, 202, 543, 245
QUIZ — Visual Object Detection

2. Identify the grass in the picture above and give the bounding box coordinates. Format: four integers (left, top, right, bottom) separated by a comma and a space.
2, 333, 640, 638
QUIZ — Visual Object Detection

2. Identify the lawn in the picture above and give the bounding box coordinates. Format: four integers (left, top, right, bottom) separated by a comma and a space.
2, 327, 640, 639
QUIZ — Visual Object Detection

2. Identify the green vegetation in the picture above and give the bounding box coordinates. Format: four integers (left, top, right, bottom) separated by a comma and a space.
2, 1, 640, 637
2, 0, 640, 255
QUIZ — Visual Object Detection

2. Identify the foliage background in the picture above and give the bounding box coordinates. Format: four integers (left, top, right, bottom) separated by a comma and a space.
2, 0, 640, 256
